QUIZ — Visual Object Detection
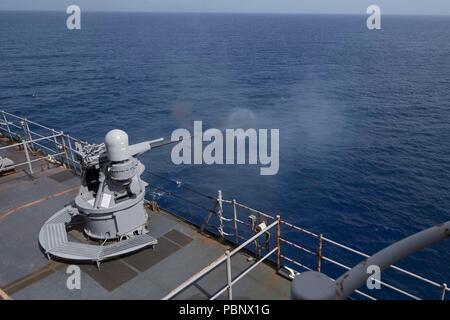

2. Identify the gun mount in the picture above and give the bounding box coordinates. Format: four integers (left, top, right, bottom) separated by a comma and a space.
291, 221, 450, 300
75, 130, 163, 240
38, 130, 163, 267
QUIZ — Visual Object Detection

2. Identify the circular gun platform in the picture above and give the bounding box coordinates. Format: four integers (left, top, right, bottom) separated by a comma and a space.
39, 205, 157, 268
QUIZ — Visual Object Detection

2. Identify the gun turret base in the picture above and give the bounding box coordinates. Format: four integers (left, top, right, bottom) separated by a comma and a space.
38, 205, 157, 267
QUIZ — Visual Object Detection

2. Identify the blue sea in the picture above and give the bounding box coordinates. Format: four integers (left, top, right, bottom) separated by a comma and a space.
1, 12, 449, 299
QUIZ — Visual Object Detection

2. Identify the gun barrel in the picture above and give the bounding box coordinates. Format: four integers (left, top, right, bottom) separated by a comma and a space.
129, 138, 164, 156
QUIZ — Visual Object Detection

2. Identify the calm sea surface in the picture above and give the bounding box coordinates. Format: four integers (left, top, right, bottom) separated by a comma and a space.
1, 12, 449, 299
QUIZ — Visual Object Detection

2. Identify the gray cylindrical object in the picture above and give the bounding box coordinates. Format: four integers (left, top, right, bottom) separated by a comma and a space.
105, 129, 130, 162
110, 159, 138, 181
335, 221, 450, 299
292, 221, 450, 300
291, 271, 336, 300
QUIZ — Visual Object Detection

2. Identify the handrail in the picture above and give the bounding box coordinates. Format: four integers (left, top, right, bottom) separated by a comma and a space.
0, 133, 62, 151
221, 197, 450, 300
210, 247, 278, 300
0, 111, 85, 175
162, 218, 280, 300
1, 110, 55, 132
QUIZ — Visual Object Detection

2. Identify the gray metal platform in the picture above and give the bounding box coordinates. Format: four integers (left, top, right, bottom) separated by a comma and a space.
0, 138, 291, 300
39, 206, 158, 264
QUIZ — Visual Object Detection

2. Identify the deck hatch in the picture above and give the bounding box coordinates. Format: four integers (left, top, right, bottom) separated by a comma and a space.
164, 229, 194, 247
48, 171, 76, 183
122, 236, 180, 272
81, 260, 138, 292
82, 230, 193, 291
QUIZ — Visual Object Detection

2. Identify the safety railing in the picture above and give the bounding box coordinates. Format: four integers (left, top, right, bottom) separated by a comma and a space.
0, 110, 86, 175
162, 217, 281, 300
215, 194, 450, 300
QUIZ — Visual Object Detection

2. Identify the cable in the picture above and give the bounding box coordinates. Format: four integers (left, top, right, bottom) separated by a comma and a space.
148, 171, 216, 200
148, 184, 215, 213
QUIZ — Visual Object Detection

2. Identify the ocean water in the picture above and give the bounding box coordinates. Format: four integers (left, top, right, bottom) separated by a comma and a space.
1, 12, 449, 299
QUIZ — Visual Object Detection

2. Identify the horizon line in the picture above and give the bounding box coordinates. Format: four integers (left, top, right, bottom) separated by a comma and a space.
0, 9, 450, 17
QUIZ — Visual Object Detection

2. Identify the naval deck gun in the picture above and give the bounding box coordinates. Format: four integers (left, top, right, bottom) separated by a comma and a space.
75, 130, 163, 240
38, 130, 163, 267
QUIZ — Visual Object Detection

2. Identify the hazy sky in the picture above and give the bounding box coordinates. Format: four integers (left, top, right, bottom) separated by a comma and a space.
1, 0, 450, 16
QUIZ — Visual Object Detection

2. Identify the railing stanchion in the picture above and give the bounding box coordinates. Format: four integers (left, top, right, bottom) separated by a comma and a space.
59, 132, 69, 169
276, 215, 281, 272
317, 234, 323, 272
20, 119, 33, 151
22, 140, 34, 175
1, 111, 14, 142
217, 190, 224, 238
233, 199, 238, 242
226, 250, 233, 300
19, 120, 28, 150
441, 283, 447, 300
51, 129, 61, 162
66, 135, 78, 173
24, 119, 34, 151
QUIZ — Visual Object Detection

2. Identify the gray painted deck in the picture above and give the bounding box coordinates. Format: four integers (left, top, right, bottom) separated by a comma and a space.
0, 138, 290, 300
